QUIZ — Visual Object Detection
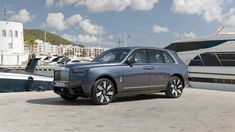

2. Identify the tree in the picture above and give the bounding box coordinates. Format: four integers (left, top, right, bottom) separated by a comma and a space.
78, 44, 85, 48
64, 50, 74, 56
26, 39, 36, 58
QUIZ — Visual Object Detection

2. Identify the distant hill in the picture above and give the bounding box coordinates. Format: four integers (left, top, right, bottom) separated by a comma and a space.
24, 29, 75, 45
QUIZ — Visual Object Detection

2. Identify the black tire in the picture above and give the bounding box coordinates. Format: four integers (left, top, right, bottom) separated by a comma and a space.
165, 76, 184, 98
60, 94, 79, 101
91, 78, 115, 105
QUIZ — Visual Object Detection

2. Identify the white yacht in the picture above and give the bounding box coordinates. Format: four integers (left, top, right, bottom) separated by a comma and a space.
0, 58, 53, 93
166, 34, 235, 91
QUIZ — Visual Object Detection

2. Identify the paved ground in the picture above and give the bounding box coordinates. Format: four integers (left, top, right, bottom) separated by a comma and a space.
0, 88, 235, 132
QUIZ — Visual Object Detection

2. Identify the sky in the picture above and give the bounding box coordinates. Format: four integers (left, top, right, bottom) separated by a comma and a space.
1, 0, 235, 48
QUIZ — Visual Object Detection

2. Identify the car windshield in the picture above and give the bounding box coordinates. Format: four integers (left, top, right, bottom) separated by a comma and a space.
92, 48, 131, 63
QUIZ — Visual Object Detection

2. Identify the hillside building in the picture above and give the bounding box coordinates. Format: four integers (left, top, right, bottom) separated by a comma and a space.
24, 39, 108, 59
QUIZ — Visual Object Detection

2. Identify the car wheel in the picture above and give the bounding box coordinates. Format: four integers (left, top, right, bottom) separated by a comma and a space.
91, 78, 115, 105
60, 94, 79, 101
165, 76, 184, 98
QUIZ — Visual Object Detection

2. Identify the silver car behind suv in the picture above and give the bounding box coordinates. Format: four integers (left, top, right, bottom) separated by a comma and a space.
53, 47, 188, 105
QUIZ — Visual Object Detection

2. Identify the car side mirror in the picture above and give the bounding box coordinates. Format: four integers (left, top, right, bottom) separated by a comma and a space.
126, 58, 136, 66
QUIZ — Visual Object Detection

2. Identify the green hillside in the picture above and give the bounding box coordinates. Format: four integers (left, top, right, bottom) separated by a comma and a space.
24, 29, 75, 45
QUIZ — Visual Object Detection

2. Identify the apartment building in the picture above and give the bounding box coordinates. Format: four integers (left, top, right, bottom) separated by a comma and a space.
24, 39, 108, 58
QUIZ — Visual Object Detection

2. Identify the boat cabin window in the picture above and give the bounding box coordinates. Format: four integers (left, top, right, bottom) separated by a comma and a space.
15, 31, 18, 37
189, 52, 235, 66
189, 55, 204, 66
200, 53, 221, 66
2, 30, 6, 37
9, 30, 13, 38
217, 54, 235, 66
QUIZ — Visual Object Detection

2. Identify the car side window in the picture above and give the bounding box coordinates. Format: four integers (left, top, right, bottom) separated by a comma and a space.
128, 49, 147, 64
162, 51, 175, 64
147, 49, 164, 63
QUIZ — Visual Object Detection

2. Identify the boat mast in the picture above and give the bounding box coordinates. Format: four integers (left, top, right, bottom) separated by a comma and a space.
216, 26, 224, 35
44, 31, 47, 43
3, 0, 7, 21
98, 28, 101, 48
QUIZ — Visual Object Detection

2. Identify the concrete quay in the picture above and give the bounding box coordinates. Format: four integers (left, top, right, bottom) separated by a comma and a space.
0, 88, 235, 132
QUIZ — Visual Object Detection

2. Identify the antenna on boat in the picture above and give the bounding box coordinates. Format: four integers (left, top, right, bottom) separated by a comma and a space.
216, 26, 224, 35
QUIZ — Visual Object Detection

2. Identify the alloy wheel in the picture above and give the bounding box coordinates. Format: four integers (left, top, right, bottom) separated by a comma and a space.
165, 76, 184, 98
170, 78, 183, 97
95, 79, 114, 104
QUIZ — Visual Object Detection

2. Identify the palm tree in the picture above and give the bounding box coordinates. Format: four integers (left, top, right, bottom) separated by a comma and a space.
26, 39, 36, 58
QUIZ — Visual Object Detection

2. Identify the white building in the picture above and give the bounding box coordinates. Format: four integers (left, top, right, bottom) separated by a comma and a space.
36, 40, 59, 56
0, 21, 27, 65
58, 45, 107, 58
83, 47, 107, 58
25, 39, 108, 59
58, 44, 74, 56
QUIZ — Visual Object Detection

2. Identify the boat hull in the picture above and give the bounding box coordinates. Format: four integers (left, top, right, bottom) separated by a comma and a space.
0, 72, 53, 93
189, 66, 235, 92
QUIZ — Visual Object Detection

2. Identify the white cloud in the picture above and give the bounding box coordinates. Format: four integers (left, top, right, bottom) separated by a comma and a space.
173, 31, 197, 39
56, 0, 158, 12
10, 9, 35, 23
46, 0, 54, 7
171, 0, 235, 33
62, 34, 78, 42
66, 14, 83, 26
171, 0, 224, 22
45, 12, 104, 34
57, 0, 78, 7
78, 34, 98, 43
222, 8, 235, 28
76, 0, 131, 12
46, 13, 67, 31
62, 34, 98, 43
131, 0, 159, 11
79, 19, 104, 35
152, 25, 170, 33
63, 33, 116, 47
225, 15, 235, 27
45, 13, 82, 31
183, 31, 197, 39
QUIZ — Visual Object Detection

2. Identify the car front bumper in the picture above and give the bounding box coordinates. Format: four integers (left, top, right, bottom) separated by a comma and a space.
53, 81, 92, 96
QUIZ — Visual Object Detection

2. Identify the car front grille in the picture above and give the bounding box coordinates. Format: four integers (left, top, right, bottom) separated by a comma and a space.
54, 70, 61, 81
54, 70, 70, 81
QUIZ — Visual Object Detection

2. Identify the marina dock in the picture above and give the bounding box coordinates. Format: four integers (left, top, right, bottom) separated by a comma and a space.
0, 88, 234, 132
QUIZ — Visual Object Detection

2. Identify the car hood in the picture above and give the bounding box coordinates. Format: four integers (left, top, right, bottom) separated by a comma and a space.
64, 62, 120, 69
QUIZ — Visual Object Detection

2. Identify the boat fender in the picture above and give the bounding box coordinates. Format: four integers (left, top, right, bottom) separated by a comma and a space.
26, 76, 34, 91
